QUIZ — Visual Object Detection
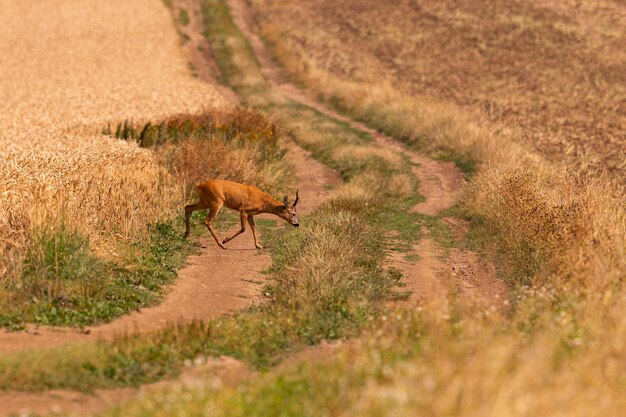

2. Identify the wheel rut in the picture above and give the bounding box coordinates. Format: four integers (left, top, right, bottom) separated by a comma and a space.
0, 136, 341, 417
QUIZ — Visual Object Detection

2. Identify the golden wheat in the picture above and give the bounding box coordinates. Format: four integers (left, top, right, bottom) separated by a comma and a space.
0, 0, 228, 282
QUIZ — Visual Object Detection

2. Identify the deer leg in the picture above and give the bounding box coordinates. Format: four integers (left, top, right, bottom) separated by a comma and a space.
223, 211, 248, 245
183, 201, 207, 238
204, 204, 225, 249
248, 215, 262, 249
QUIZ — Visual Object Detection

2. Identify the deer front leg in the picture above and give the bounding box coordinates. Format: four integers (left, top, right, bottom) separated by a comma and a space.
204, 205, 226, 249
223, 211, 247, 245
248, 215, 262, 249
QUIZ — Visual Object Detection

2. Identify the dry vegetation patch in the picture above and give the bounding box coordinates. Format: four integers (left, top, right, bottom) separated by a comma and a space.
252, 0, 625, 179
0, 0, 226, 280
248, 0, 626, 291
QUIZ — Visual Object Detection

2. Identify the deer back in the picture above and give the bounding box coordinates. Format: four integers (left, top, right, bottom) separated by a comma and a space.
197, 179, 278, 212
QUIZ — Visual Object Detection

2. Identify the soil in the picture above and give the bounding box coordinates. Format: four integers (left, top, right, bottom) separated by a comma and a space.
250, 0, 626, 181
0, 140, 339, 354
0, 130, 340, 416
176, 0, 241, 105
389, 235, 448, 306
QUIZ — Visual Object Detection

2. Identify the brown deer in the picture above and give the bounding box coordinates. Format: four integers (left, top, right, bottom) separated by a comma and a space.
183, 179, 299, 249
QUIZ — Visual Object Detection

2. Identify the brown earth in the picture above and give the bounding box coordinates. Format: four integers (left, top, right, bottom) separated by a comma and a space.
0, 0, 508, 414
175, 0, 241, 105
0, 134, 341, 416
0, 0, 342, 356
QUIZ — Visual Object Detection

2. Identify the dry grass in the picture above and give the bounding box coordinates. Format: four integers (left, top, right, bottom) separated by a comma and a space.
249, 0, 626, 291
0, 142, 179, 279
111, 109, 288, 196
333, 145, 404, 175
251, 0, 625, 180
0, 0, 298, 327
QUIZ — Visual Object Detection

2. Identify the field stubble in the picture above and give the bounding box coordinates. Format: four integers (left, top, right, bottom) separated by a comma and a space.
251, 0, 625, 179
249, 0, 625, 292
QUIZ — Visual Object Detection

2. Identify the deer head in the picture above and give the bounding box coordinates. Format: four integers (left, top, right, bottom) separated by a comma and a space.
281, 189, 300, 227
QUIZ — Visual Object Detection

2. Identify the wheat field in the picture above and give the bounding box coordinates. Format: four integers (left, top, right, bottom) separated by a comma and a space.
0, 0, 226, 286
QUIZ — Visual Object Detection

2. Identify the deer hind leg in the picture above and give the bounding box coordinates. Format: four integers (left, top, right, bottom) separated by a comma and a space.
222, 211, 248, 245
183, 201, 208, 238
204, 203, 226, 249
248, 215, 262, 249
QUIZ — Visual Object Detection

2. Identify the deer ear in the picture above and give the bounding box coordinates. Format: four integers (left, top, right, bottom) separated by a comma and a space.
283, 195, 289, 206
293, 189, 299, 208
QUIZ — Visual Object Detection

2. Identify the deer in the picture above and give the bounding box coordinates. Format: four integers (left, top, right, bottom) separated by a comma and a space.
183, 179, 299, 249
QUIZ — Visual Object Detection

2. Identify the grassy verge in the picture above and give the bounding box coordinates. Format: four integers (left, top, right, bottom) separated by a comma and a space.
254, 16, 625, 291
107, 2, 625, 416
0, 109, 283, 330
0, 220, 198, 330
103, 301, 626, 417
0, 145, 415, 392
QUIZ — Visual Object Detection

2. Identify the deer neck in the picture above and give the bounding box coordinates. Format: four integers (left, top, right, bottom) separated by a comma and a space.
260, 195, 285, 215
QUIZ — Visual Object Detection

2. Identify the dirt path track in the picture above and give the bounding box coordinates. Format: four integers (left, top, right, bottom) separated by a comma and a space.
228, 0, 506, 307
0, 141, 340, 416
0, 0, 504, 414
0, 142, 339, 356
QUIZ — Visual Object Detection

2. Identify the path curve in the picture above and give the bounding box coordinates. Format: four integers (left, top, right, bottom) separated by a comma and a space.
227, 0, 506, 306
0, 141, 340, 356
0, 2, 344, 415
227, 0, 465, 216
0, 0, 503, 413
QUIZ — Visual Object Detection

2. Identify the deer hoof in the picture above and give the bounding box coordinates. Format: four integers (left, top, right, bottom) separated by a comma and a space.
255, 244, 263, 249
183, 232, 189, 239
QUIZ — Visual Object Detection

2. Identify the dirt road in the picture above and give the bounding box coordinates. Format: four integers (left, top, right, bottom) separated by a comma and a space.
227, 0, 506, 307
0, 140, 340, 356
0, 0, 505, 414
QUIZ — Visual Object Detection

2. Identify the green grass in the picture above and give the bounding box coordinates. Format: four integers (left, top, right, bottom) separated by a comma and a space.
0, 219, 200, 331
1, 111, 282, 330
102, 311, 427, 417
0, 200, 397, 391
96, 2, 626, 416
178, 9, 190, 26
